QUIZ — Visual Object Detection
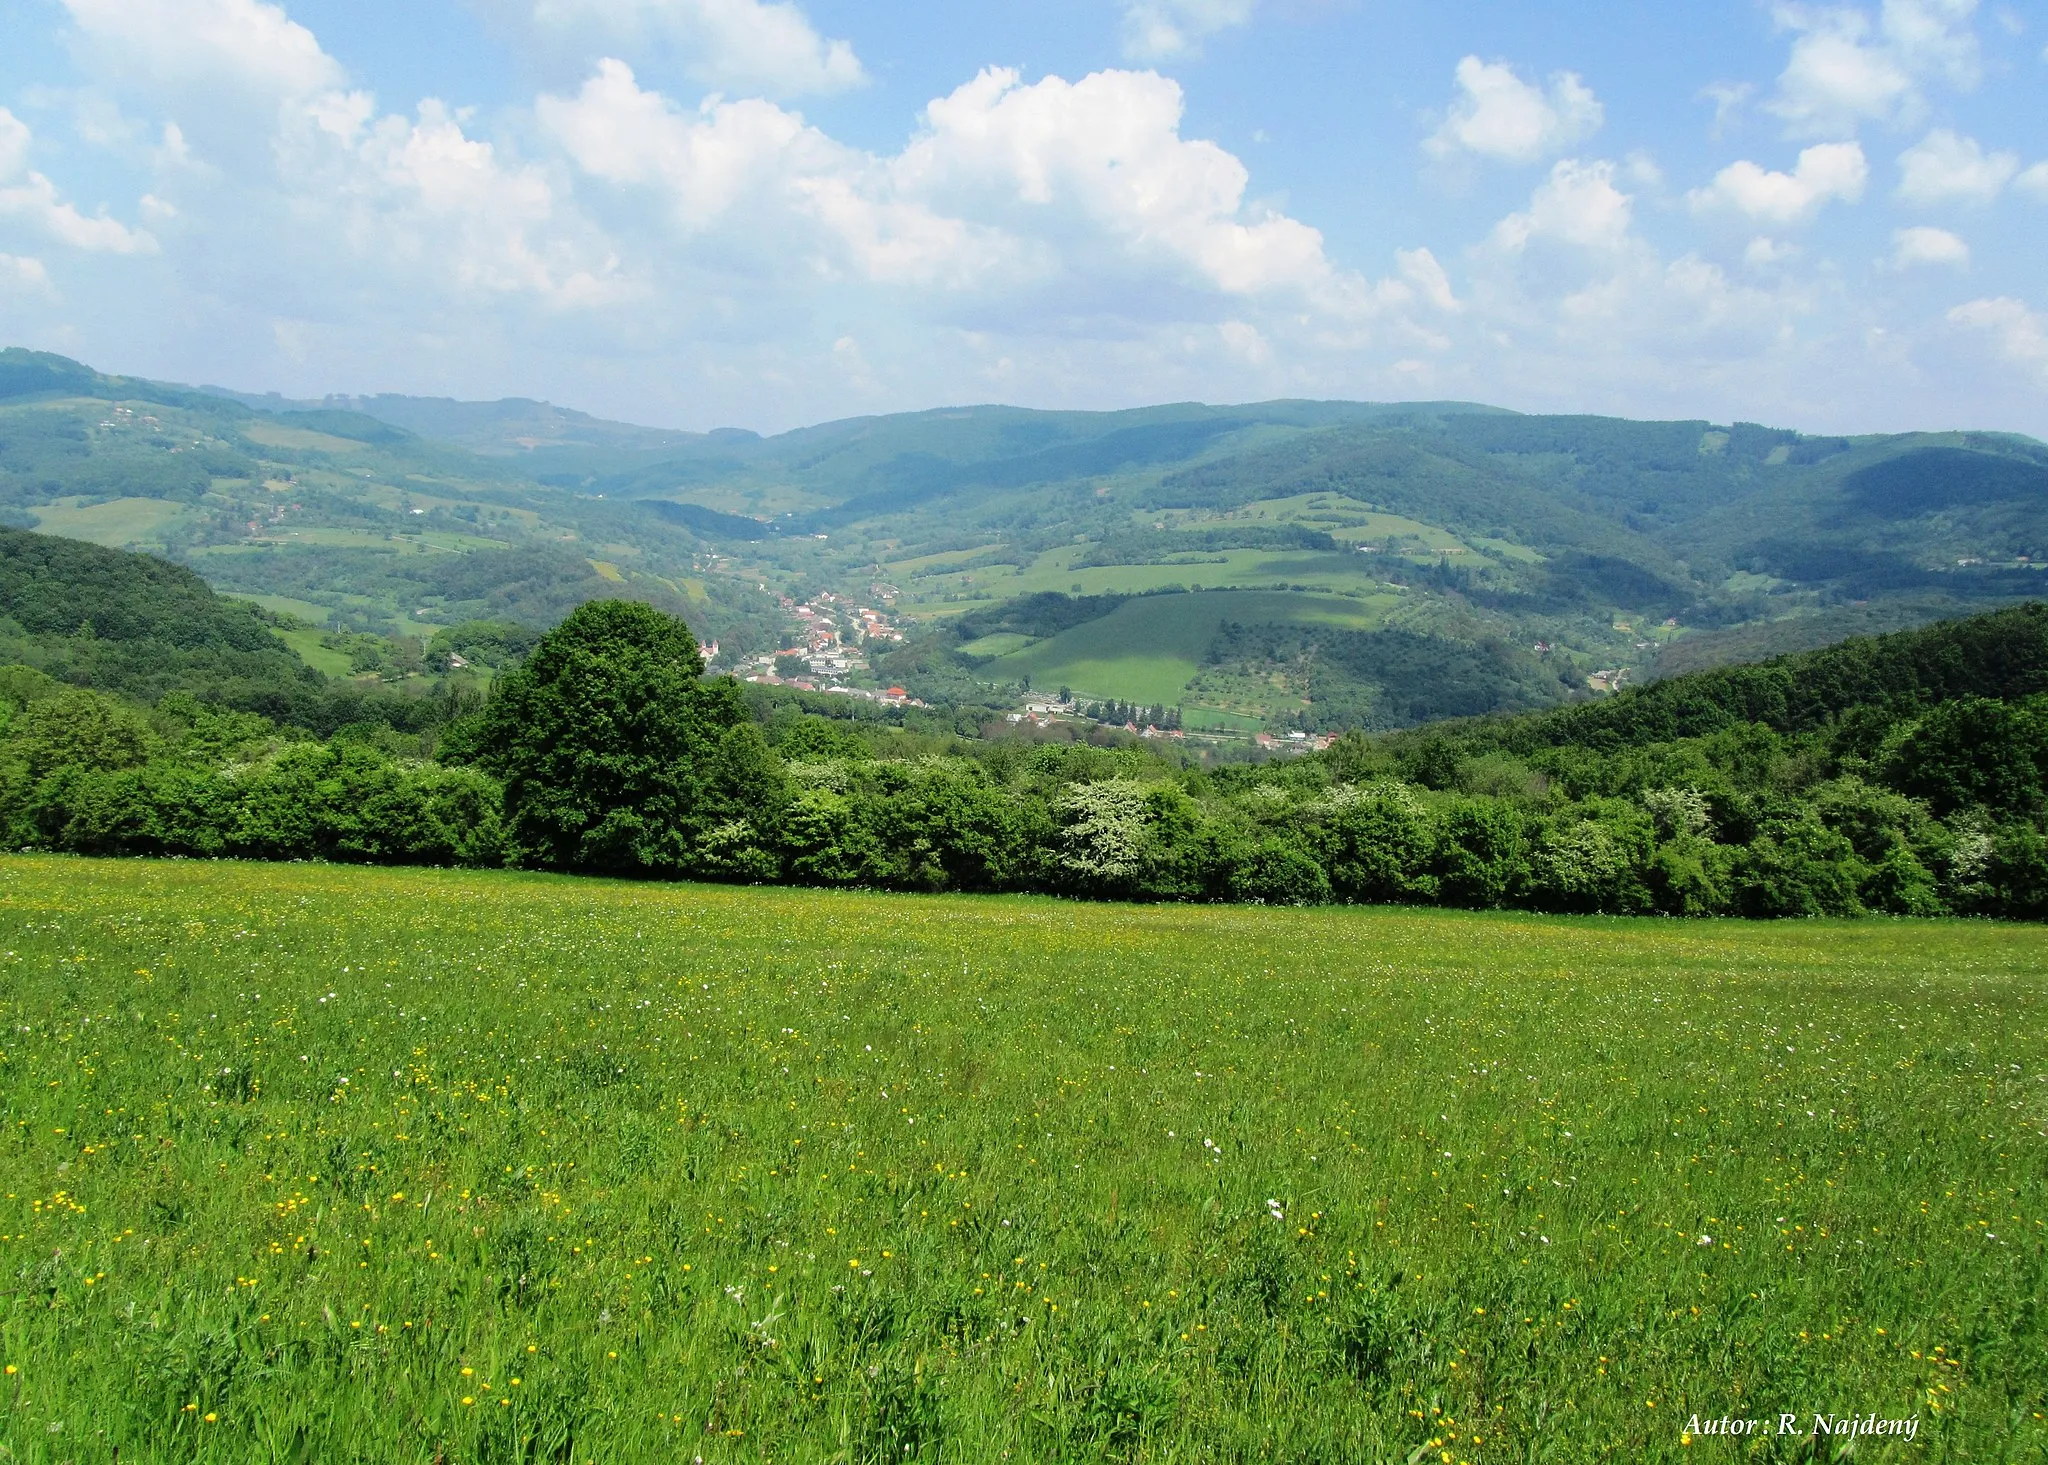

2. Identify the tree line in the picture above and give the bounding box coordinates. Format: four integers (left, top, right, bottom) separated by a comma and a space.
4, 599, 2047, 920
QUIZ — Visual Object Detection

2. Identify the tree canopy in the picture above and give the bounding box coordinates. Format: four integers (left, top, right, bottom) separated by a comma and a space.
463, 600, 759, 873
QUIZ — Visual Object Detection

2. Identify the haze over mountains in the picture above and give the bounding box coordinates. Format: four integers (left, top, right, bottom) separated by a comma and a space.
5, 345, 2046, 735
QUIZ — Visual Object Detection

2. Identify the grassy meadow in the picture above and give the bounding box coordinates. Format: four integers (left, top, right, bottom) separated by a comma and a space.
0, 856, 2043, 1463
985, 589, 1394, 711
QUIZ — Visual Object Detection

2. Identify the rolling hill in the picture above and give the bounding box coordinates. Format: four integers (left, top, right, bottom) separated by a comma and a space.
7, 345, 2047, 733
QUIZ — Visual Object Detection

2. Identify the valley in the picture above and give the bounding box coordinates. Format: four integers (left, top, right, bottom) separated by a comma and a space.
6, 347, 2048, 738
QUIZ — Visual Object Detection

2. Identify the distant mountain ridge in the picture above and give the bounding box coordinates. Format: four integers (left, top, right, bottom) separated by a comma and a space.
7, 343, 2048, 734
197, 383, 723, 459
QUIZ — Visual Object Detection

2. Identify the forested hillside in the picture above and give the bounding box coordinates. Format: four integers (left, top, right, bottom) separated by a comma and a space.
0, 528, 450, 733
4, 531, 2042, 919
0, 348, 785, 662
7, 345, 2047, 735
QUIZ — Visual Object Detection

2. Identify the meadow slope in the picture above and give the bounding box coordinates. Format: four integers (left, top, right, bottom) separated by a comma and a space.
0, 858, 2043, 1462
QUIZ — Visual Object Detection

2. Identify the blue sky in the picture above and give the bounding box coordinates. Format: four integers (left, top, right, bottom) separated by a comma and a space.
1, 0, 2044, 436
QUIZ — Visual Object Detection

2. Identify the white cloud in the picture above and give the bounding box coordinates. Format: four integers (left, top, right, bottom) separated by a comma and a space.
524, 0, 863, 96
2013, 161, 2048, 198
1896, 128, 2017, 204
1947, 295, 2048, 379
1688, 141, 1868, 225
0, 105, 157, 254
1891, 224, 1969, 266
55, 0, 622, 307
344, 101, 621, 303
0, 253, 53, 292
1120, 0, 1258, 61
1879, 0, 1983, 82
1700, 81, 1754, 136
1492, 159, 1634, 250
0, 109, 30, 179
1744, 236, 1801, 266
10, 0, 2043, 437
542, 60, 841, 226
1426, 57, 1604, 164
542, 60, 1011, 290
0, 173, 160, 254
900, 68, 1342, 299
1396, 247, 1459, 311
544, 62, 1361, 306
1768, 0, 1982, 137
1218, 318, 1272, 364
60, 0, 345, 100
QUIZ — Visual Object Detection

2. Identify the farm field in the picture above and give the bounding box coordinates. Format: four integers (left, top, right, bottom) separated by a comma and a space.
25, 496, 198, 551
0, 857, 2043, 1463
898, 547, 1406, 608
986, 589, 1396, 710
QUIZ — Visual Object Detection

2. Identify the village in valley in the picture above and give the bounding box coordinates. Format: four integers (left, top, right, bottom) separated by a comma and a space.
733, 588, 1346, 753
742, 589, 926, 709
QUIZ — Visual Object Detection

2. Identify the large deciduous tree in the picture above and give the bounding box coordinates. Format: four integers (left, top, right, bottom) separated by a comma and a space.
468, 600, 765, 874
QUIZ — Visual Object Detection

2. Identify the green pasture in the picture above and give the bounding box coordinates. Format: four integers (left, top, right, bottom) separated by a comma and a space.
269, 621, 356, 678
26, 497, 197, 550
902, 547, 1407, 607
0, 856, 2041, 1462
990, 589, 1393, 706
235, 423, 372, 456
1160, 496, 1481, 555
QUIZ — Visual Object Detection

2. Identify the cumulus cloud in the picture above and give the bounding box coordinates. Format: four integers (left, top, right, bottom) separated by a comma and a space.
1, 253, 53, 291
1492, 159, 1634, 250
2009, 161, 2048, 199
1426, 57, 1604, 164
60, 0, 345, 100
1396, 248, 1459, 311
55, 1, 620, 308
1896, 128, 2017, 204
901, 68, 1344, 299
1948, 295, 2048, 379
545, 62, 1358, 306
1891, 224, 1968, 266
1744, 236, 1801, 267
11, 0, 2043, 435
0, 105, 157, 255
1120, 0, 1258, 61
1688, 141, 1868, 225
522, 0, 864, 96
0, 109, 29, 179
541, 59, 999, 288
1768, 0, 1982, 137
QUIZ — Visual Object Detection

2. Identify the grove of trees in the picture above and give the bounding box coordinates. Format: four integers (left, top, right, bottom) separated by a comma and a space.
5, 600, 2048, 920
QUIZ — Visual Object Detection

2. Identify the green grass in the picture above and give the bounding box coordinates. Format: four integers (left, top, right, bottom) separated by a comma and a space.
271, 623, 355, 678
223, 593, 335, 627
899, 546, 1408, 609
954, 633, 1037, 660
27, 497, 198, 549
992, 589, 1391, 707
0, 856, 2042, 1463
1160, 497, 1478, 555
217, 597, 361, 677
